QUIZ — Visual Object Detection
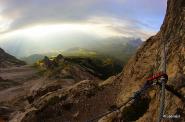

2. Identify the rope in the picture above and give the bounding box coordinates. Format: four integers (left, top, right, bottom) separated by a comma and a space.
86, 98, 132, 122
86, 81, 152, 122
157, 77, 166, 122
157, 37, 167, 122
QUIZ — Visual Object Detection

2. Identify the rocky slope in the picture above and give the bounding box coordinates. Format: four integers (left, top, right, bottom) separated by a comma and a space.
118, 0, 185, 121
37, 54, 100, 82
36, 54, 122, 80
113, 0, 185, 121
0, 54, 103, 122
5, 0, 185, 122
0, 48, 25, 68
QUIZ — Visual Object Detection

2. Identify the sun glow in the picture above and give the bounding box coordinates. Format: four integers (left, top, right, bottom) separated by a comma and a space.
0, 23, 123, 41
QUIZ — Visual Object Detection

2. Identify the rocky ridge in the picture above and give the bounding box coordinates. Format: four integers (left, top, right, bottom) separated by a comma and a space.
0, 48, 25, 68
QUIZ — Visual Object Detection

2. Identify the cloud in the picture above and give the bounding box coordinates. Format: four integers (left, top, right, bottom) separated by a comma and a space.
87, 16, 156, 40
0, 0, 167, 43
0, 16, 156, 43
0, 0, 102, 31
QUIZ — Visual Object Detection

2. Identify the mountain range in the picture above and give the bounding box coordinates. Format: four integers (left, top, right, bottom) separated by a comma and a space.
0, 37, 142, 58
21, 38, 142, 64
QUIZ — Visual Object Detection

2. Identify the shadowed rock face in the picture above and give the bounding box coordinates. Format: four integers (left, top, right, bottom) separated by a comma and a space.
0, 106, 14, 121
8, 0, 185, 122
42, 56, 53, 69
0, 48, 26, 68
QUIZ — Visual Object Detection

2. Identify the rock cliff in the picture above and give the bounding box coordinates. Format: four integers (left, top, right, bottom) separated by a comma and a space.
117, 0, 185, 121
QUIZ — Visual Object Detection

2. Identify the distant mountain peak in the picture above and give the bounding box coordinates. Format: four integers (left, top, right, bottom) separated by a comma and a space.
0, 48, 5, 53
126, 38, 142, 47
0, 48, 26, 68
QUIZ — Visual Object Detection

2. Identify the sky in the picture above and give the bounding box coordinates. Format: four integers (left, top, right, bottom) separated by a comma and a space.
0, 0, 167, 56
